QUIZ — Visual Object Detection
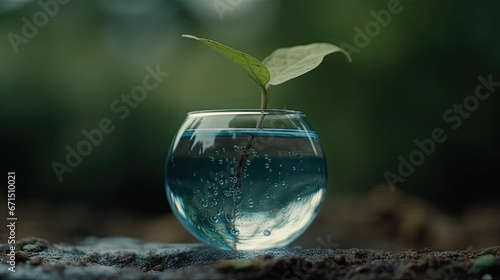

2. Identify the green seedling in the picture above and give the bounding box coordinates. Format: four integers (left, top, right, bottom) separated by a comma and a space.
172, 35, 351, 249
182, 34, 351, 111
182, 34, 352, 211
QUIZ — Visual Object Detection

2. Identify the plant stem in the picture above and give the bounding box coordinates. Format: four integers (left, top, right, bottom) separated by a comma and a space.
231, 86, 269, 249
256, 86, 268, 129
231, 134, 253, 250
260, 86, 268, 110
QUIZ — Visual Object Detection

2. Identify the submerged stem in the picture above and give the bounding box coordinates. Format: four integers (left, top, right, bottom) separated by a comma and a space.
231, 134, 254, 249
231, 86, 269, 249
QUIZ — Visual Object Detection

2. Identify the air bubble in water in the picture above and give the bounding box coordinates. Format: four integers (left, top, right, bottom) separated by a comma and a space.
264, 230, 271, 236
296, 195, 301, 201
264, 163, 270, 168
233, 145, 240, 152
218, 159, 223, 165
210, 216, 219, 223
246, 160, 251, 166
230, 228, 240, 236
263, 154, 269, 160
248, 199, 254, 208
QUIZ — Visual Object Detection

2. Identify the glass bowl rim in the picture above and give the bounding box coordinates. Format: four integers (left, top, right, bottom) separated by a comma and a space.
187, 109, 306, 117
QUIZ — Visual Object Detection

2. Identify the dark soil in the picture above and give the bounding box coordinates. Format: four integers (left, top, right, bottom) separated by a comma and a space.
1, 237, 499, 280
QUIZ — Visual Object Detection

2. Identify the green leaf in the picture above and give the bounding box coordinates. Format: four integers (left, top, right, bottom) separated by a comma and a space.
262, 43, 351, 86
182, 34, 270, 88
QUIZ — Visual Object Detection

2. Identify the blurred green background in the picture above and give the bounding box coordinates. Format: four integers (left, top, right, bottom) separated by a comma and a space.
1, 0, 499, 233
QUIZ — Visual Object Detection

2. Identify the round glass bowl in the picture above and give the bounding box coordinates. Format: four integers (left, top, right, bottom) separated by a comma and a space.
165, 110, 327, 250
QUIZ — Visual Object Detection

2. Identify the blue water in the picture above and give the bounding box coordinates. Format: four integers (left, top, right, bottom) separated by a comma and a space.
165, 129, 327, 250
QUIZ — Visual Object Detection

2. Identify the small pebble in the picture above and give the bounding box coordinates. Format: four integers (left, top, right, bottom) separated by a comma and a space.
482, 274, 493, 280
469, 254, 496, 274
22, 244, 38, 252
15, 251, 29, 262
151, 254, 162, 261
29, 257, 43, 266
151, 264, 164, 272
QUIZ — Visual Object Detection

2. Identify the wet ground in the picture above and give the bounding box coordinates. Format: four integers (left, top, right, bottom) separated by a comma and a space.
1, 237, 499, 280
